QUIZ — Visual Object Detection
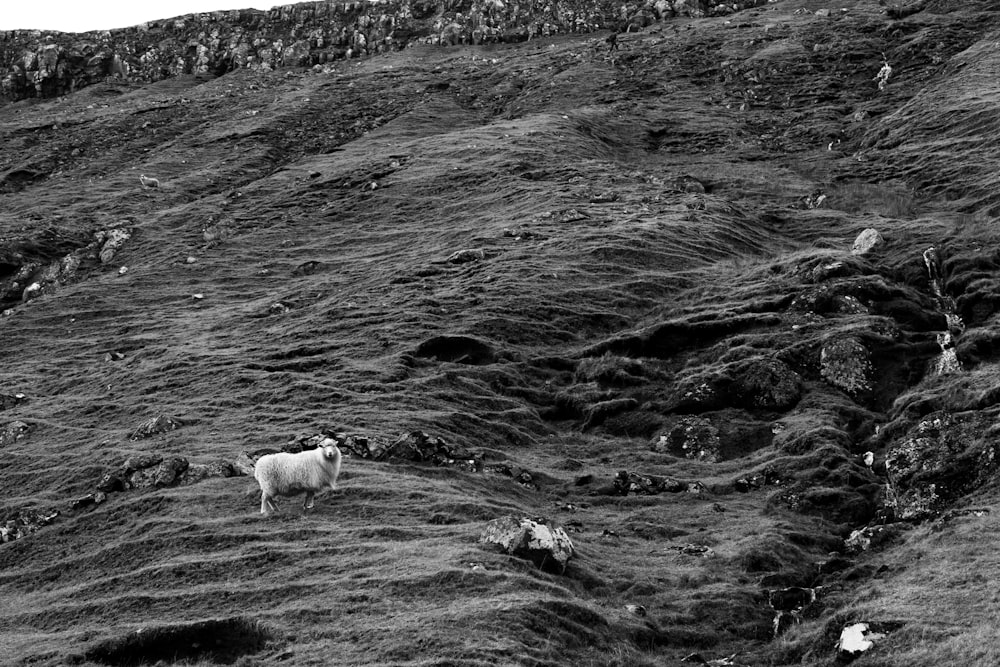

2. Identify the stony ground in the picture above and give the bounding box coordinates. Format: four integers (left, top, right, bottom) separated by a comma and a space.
4, 1, 1000, 665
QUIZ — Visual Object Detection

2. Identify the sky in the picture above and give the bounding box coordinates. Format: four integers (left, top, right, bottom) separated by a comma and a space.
1, 1, 277, 33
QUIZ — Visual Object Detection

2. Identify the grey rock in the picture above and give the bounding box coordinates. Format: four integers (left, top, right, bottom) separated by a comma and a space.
480, 515, 574, 573
851, 228, 884, 255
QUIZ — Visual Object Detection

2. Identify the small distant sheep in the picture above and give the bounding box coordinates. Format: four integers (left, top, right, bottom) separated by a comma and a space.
139, 174, 159, 188
254, 439, 342, 515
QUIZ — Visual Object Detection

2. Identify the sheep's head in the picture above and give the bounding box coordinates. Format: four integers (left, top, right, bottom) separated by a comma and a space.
318, 439, 340, 460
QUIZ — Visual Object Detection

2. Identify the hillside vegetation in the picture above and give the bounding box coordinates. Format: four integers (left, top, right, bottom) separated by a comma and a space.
3, 1, 1000, 665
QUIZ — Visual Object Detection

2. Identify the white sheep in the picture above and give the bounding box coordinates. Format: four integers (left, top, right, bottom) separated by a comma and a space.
139, 174, 159, 188
254, 438, 342, 515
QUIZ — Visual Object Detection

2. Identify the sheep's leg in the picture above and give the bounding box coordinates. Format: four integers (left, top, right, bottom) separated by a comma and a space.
261, 494, 279, 514
303, 491, 315, 509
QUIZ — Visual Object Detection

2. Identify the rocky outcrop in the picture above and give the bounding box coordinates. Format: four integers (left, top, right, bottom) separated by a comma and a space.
129, 415, 183, 440
0, 0, 767, 103
479, 515, 574, 573
883, 412, 1000, 521
0, 226, 132, 309
97, 453, 236, 492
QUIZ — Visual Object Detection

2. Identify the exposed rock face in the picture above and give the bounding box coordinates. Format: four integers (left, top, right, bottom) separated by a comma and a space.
884, 413, 1000, 521
479, 515, 574, 573
0, 0, 767, 104
0, 226, 132, 308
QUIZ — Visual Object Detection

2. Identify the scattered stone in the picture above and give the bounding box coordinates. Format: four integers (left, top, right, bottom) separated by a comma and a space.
501, 227, 538, 240
70, 492, 107, 511
589, 191, 619, 203
186, 256, 198, 264
445, 248, 487, 264
0, 509, 60, 543
669, 543, 715, 557
192, 293, 205, 300
852, 228, 885, 255
844, 524, 901, 553
607, 470, 687, 495
802, 190, 827, 209
130, 415, 184, 440
733, 469, 779, 492
939, 507, 991, 522
104, 351, 126, 362
0, 421, 32, 447
479, 515, 574, 573
118, 266, 129, 276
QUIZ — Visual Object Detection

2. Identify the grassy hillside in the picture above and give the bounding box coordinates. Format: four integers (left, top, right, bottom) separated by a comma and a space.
3, 1, 1000, 665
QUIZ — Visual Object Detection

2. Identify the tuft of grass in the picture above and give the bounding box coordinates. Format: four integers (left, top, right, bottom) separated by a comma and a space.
826, 182, 919, 218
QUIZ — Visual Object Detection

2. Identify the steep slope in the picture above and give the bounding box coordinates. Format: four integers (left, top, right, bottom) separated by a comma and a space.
3, 2, 1000, 666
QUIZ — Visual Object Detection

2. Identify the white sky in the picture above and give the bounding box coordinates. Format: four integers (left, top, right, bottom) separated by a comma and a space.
1, 1, 277, 33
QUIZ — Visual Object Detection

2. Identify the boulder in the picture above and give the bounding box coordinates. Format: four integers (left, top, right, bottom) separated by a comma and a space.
479, 516, 574, 573
731, 358, 803, 410
445, 248, 487, 264
820, 337, 872, 396
852, 228, 884, 255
